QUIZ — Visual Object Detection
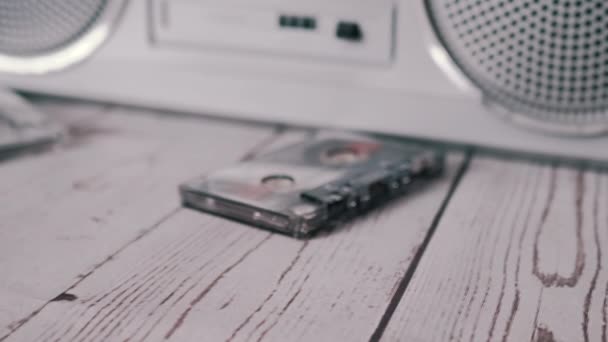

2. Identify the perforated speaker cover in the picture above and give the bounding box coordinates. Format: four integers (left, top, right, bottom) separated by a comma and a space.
0, 0, 107, 56
0, 0, 123, 74
427, 0, 608, 134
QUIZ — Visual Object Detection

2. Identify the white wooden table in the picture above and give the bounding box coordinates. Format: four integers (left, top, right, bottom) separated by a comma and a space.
0, 97, 606, 342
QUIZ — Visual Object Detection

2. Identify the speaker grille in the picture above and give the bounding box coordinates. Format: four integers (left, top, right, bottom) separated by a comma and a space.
427, 0, 608, 129
0, 0, 108, 57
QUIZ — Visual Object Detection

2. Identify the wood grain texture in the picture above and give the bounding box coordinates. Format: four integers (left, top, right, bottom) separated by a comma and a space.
381, 157, 608, 342
0, 99, 274, 339
3, 148, 465, 342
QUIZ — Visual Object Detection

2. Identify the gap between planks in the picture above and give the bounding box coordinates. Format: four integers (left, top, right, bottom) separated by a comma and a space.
368, 149, 472, 342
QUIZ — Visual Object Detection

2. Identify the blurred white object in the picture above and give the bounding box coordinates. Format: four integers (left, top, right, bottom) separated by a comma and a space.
0, 89, 61, 154
1, 0, 607, 161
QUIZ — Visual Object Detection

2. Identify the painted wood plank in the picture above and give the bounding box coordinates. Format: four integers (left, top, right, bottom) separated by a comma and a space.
381, 157, 608, 342
3, 147, 465, 341
0, 292, 44, 338
0, 100, 275, 339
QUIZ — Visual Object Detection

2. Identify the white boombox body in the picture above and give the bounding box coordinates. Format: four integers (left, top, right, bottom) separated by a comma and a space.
1, 0, 607, 161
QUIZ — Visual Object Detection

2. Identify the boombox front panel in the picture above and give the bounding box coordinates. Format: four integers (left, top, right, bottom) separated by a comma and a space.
2, 0, 608, 162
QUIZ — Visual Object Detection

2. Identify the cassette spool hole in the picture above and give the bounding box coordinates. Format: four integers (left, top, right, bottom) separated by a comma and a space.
261, 174, 295, 192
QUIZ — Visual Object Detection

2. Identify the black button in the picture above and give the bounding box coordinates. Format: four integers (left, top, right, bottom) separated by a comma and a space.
279, 15, 289, 27
286, 16, 299, 27
336, 21, 363, 41
302, 17, 316, 29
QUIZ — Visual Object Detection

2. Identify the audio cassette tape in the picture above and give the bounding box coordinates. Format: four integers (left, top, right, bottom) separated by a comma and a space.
179, 132, 444, 238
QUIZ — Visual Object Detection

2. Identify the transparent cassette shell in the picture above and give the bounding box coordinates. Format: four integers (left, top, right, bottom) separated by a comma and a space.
180, 132, 444, 238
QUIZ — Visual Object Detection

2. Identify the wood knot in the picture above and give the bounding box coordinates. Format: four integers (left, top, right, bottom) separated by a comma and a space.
51, 292, 78, 302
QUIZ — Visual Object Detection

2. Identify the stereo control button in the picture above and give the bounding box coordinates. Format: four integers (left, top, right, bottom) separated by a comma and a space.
336, 21, 363, 41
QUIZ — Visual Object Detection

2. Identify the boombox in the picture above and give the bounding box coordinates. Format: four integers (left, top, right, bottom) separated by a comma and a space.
1, 0, 607, 161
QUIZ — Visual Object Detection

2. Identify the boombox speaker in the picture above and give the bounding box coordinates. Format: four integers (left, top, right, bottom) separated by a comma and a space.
427, 0, 608, 135
0, 0, 124, 74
